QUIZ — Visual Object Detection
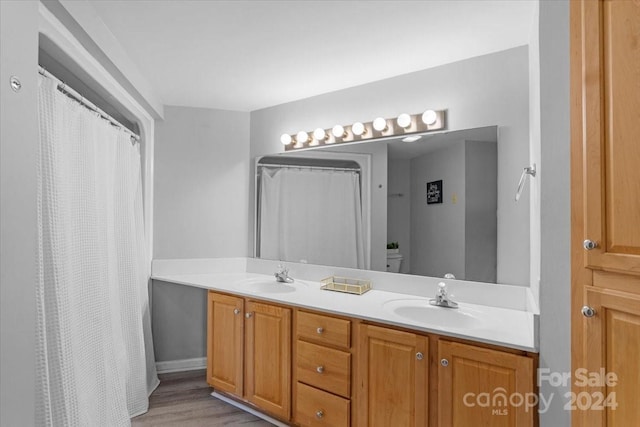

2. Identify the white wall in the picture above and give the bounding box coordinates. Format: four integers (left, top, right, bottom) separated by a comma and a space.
152, 105, 250, 362
0, 1, 38, 425
538, 1, 571, 425
249, 47, 530, 286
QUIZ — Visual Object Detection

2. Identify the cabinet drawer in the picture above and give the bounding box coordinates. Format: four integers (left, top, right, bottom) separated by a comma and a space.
297, 311, 351, 349
296, 382, 350, 427
297, 340, 351, 398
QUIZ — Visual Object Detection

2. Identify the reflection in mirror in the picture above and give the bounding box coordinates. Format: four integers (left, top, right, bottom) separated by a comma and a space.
256, 156, 368, 270
256, 126, 525, 285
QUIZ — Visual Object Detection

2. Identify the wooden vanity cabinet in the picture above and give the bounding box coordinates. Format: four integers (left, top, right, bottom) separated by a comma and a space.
207, 290, 537, 426
357, 324, 429, 427
437, 340, 535, 427
294, 310, 354, 427
206, 292, 243, 396
206, 291, 291, 421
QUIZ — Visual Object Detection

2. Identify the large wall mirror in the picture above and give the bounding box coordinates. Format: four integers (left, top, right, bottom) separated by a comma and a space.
255, 124, 531, 286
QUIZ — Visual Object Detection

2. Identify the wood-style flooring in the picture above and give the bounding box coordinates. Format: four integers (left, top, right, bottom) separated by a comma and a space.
132, 370, 274, 426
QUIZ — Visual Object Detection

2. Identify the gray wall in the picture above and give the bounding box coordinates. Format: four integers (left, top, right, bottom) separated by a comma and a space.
408, 141, 497, 281
411, 142, 467, 278
0, 1, 38, 425
465, 141, 498, 283
249, 47, 530, 286
538, 1, 571, 425
152, 105, 250, 362
154, 105, 250, 259
387, 159, 411, 273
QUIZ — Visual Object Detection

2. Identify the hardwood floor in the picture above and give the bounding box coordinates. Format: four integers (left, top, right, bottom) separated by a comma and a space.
132, 370, 274, 426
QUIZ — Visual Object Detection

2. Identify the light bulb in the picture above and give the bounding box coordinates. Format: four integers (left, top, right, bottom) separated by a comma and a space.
352, 122, 366, 136
296, 131, 309, 145
332, 124, 346, 138
313, 128, 327, 141
373, 117, 388, 132
397, 113, 412, 128
421, 110, 437, 125
280, 133, 292, 146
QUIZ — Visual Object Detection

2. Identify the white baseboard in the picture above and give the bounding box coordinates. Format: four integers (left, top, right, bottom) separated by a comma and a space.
212, 392, 289, 427
155, 357, 206, 374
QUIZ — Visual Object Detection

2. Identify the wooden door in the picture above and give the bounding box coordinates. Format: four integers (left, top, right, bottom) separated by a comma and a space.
571, 1, 640, 426
357, 324, 428, 427
206, 291, 244, 396
437, 340, 534, 427
245, 300, 291, 420
579, 287, 640, 426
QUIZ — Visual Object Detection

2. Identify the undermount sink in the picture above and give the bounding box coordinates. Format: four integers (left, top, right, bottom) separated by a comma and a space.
383, 299, 483, 329
236, 277, 306, 294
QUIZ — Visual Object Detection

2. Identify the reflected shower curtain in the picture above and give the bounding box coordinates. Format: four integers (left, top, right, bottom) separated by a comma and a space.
36, 76, 158, 426
260, 167, 365, 269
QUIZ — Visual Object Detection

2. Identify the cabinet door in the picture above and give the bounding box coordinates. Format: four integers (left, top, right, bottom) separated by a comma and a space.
206, 291, 244, 396
573, 0, 640, 274
357, 324, 428, 427
579, 287, 640, 426
438, 340, 534, 427
245, 300, 291, 420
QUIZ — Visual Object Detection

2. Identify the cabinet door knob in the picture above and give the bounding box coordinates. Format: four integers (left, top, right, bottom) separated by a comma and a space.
416, 352, 424, 360
245, 312, 253, 319
316, 327, 324, 334
583, 239, 598, 250
316, 365, 324, 374
233, 308, 241, 315
581, 306, 596, 318
440, 358, 449, 367
316, 410, 324, 419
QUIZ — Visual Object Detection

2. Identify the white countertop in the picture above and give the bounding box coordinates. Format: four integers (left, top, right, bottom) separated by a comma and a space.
152, 270, 537, 353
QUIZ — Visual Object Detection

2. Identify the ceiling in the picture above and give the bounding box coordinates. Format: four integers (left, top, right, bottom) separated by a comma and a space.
89, 0, 536, 112
387, 126, 498, 161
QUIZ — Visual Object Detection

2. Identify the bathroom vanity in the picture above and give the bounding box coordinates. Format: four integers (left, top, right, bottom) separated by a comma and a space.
153, 260, 538, 427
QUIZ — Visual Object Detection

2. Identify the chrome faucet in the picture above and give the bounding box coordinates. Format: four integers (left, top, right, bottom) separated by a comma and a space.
429, 282, 458, 309
274, 264, 294, 283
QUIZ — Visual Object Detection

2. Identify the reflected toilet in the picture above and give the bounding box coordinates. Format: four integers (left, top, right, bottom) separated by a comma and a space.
386, 253, 404, 273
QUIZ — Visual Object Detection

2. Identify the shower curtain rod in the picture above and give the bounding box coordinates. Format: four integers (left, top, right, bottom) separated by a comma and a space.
38, 66, 140, 142
257, 163, 360, 172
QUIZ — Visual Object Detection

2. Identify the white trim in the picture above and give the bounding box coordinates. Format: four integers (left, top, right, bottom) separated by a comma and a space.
38, 3, 155, 264
155, 357, 207, 374
211, 392, 290, 427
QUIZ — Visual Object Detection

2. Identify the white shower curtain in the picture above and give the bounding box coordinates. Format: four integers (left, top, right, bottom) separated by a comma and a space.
36, 75, 158, 426
259, 167, 365, 269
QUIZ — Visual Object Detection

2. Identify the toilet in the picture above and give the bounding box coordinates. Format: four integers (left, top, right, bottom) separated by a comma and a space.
386, 253, 404, 273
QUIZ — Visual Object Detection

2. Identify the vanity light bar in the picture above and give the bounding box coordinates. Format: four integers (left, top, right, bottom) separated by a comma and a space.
280, 109, 446, 151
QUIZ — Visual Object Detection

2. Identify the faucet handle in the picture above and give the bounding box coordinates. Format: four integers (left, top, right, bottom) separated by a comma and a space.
437, 282, 448, 295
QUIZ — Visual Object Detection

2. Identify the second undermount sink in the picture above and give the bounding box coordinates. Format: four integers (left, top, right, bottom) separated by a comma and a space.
236, 277, 306, 294
383, 299, 483, 329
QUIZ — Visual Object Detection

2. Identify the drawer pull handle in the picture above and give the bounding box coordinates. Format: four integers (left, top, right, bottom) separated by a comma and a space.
316, 410, 324, 419
441, 358, 449, 367
316, 365, 324, 374
416, 352, 424, 360
233, 308, 241, 315
245, 312, 253, 319
316, 327, 324, 334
